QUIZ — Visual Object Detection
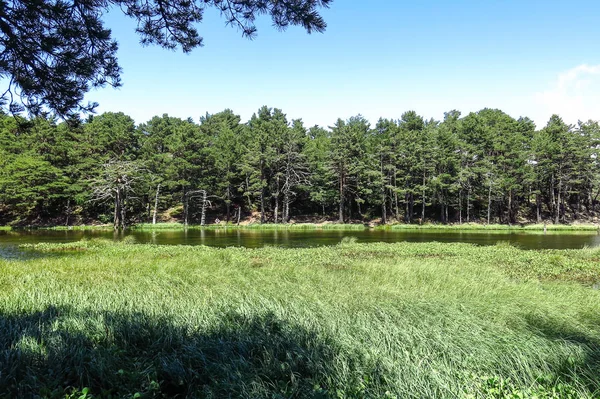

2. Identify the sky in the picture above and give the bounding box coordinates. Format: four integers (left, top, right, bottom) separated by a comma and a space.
86, 0, 600, 129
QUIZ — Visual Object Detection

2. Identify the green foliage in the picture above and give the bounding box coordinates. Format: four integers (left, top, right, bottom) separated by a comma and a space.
463, 374, 581, 399
0, 152, 69, 223
2, 108, 600, 227
2, 242, 600, 397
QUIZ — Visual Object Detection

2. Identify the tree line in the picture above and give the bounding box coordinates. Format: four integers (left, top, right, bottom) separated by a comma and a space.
1, 107, 599, 227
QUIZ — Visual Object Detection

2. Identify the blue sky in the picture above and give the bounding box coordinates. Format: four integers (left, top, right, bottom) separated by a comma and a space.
87, 0, 600, 129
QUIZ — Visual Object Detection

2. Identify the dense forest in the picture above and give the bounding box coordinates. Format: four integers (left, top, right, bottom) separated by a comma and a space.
0, 107, 599, 227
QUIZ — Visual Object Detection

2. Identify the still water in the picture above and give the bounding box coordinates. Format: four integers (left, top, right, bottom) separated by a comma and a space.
1, 228, 600, 259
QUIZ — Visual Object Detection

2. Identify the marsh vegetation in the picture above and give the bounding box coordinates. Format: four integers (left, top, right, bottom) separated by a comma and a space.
2, 241, 600, 397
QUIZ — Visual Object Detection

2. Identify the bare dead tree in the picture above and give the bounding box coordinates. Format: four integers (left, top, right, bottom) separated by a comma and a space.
89, 160, 146, 230
274, 126, 311, 223
152, 183, 161, 225
184, 189, 218, 226
282, 150, 310, 223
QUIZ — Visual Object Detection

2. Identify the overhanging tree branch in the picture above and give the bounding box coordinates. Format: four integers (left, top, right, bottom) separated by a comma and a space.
0, 0, 331, 117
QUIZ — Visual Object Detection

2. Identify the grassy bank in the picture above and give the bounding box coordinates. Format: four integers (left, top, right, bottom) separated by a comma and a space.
132, 222, 368, 230
41, 221, 600, 232
42, 224, 114, 231
2, 241, 600, 397
40, 222, 368, 231
387, 222, 600, 231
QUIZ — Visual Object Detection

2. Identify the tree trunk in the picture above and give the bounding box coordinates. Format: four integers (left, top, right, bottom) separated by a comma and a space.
550, 173, 556, 218
260, 188, 265, 224
200, 190, 207, 226
152, 184, 160, 225
348, 199, 352, 221
283, 165, 291, 223
536, 193, 541, 223
65, 199, 71, 227
338, 173, 344, 223
421, 170, 426, 221
284, 197, 290, 223
114, 188, 121, 230
381, 156, 386, 224
555, 176, 562, 224
593, 187, 600, 214
184, 190, 189, 227
466, 187, 470, 223
487, 181, 492, 225
508, 189, 512, 224
459, 189, 462, 224
440, 193, 445, 223
226, 185, 231, 223
274, 176, 280, 224
245, 174, 252, 210
445, 203, 448, 224
382, 194, 387, 224
121, 193, 126, 230
282, 193, 287, 223
393, 172, 399, 220
408, 192, 414, 223
405, 192, 409, 223
260, 161, 265, 224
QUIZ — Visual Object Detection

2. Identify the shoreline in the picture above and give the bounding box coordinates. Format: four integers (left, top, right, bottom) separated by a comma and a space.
5, 221, 600, 232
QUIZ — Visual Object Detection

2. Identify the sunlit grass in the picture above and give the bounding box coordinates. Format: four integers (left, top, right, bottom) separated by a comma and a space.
45, 224, 113, 230
132, 222, 197, 230
2, 241, 600, 397
132, 222, 368, 230
236, 223, 366, 230
387, 222, 600, 231
35, 221, 600, 233
523, 223, 600, 231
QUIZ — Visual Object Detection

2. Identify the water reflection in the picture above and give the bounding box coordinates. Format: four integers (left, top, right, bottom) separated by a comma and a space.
1, 228, 600, 260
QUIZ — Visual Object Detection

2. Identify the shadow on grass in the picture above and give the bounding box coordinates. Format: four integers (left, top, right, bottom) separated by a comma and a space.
0, 306, 343, 398
5, 306, 600, 397
0, 245, 86, 261
525, 313, 600, 395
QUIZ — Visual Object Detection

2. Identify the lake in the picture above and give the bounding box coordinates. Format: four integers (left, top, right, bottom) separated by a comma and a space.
1, 228, 600, 260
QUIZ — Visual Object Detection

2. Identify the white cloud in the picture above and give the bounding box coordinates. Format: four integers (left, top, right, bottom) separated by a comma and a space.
534, 64, 600, 126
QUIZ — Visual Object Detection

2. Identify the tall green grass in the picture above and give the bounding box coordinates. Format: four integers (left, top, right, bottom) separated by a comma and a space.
2, 241, 600, 397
